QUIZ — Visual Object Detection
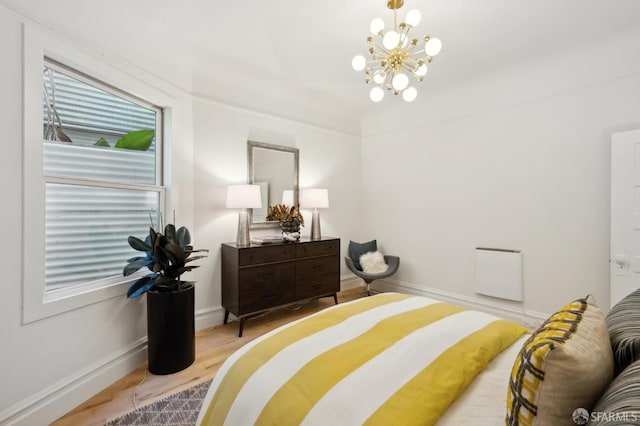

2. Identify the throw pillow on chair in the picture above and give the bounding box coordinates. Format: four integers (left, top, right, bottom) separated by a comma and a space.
359, 251, 388, 274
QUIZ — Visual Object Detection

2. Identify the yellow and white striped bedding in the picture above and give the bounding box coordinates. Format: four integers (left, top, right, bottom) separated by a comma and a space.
198, 293, 527, 426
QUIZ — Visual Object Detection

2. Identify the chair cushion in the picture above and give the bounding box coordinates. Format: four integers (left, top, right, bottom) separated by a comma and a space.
506, 295, 614, 426
606, 288, 640, 374
349, 240, 377, 271
586, 359, 640, 425
359, 251, 388, 274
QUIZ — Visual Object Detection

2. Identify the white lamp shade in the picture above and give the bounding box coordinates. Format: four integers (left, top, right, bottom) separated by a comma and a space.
405, 9, 422, 27
352, 55, 366, 71
373, 70, 386, 84
392, 73, 409, 91
370, 17, 385, 35
402, 86, 417, 102
282, 189, 294, 205
370, 86, 384, 102
382, 30, 400, 49
415, 63, 428, 77
425, 37, 442, 56
301, 188, 329, 209
226, 184, 262, 209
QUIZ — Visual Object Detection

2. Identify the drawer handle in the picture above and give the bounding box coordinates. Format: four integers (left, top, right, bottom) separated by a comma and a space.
263, 294, 277, 300
312, 283, 322, 289
262, 273, 275, 279
313, 265, 324, 271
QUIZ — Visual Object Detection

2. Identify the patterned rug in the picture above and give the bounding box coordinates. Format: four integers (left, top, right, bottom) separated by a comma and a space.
106, 379, 212, 425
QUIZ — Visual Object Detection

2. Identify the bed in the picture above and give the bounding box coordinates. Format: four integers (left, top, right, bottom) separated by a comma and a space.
197, 290, 640, 426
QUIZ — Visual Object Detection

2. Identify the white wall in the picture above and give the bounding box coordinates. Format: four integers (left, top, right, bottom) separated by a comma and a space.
0, 6, 198, 424
360, 26, 640, 317
190, 98, 362, 320
0, 4, 361, 424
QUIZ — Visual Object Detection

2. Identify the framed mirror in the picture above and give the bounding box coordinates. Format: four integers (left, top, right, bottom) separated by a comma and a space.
247, 140, 299, 228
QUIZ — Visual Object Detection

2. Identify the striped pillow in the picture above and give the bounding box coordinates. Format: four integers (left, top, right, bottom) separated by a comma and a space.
506, 295, 614, 426
606, 288, 640, 374
587, 359, 640, 425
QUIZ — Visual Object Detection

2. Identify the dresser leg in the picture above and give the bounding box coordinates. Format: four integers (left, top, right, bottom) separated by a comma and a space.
333, 293, 338, 305
224, 309, 230, 324
238, 317, 246, 337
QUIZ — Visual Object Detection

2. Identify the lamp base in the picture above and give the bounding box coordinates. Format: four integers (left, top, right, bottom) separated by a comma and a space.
236, 210, 250, 246
311, 210, 321, 240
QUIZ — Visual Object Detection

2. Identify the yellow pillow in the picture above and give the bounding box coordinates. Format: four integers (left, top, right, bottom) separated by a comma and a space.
506, 295, 614, 425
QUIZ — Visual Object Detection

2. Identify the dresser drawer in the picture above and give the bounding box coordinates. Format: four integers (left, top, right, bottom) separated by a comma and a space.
296, 256, 339, 280
239, 245, 295, 266
239, 281, 295, 314
296, 240, 338, 258
239, 262, 295, 292
296, 274, 339, 299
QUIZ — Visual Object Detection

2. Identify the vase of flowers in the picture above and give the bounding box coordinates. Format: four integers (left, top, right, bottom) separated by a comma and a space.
266, 204, 304, 240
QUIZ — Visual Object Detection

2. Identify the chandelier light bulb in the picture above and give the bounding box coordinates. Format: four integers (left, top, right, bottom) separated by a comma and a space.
405, 9, 422, 27
425, 37, 442, 56
352, 55, 366, 71
402, 87, 418, 102
373, 70, 386, 84
370, 18, 385, 35
415, 63, 428, 77
392, 73, 409, 91
370, 86, 384, 102
383, 30, 400, 49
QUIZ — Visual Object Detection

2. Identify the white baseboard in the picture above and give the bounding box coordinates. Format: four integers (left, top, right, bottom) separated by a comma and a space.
0, 306, 224, 426
340, 274, 363, 291
195, 305, 226, 330
0, 337, 147, 425
371, 278, 548, 330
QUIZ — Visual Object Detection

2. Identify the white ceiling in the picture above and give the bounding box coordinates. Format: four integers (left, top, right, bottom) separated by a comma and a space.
3, 0, 640, 133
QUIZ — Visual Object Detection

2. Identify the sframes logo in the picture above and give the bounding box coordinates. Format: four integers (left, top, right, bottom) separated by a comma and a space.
573, 407, 640, 424
572, 408, 589, 425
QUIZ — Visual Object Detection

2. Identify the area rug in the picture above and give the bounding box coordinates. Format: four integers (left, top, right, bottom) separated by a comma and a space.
106, 379, 212, 425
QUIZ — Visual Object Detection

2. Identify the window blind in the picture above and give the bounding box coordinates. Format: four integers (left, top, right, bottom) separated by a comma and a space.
45, 183, 160, 291
42, 61, 163, 293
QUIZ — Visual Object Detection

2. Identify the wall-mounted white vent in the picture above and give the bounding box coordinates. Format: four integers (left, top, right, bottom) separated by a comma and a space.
474, 247, 523, 302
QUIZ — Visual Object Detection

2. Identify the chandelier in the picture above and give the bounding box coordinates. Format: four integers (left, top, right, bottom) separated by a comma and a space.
351, 0, 442, 103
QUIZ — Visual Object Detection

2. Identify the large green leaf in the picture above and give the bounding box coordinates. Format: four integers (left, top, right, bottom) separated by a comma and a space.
123, 259, 151, 276
126, 274, 157, 298
115, 129, 155, 151
128, 235, 150, 252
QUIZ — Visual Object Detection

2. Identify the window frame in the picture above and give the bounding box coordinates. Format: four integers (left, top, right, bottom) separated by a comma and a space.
23, 25, 174, 323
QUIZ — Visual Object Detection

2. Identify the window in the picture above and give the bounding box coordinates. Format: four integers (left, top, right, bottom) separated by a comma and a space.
22, 26, 174, 323
41, 61, 163, 294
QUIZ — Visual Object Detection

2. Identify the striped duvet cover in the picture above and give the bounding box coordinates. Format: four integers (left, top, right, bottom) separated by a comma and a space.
198, 293, 526, 426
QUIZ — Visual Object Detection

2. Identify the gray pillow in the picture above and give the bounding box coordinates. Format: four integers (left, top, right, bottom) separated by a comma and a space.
349, 240, 377, 271
606, 288, 640, 374
586, 359, 640, 425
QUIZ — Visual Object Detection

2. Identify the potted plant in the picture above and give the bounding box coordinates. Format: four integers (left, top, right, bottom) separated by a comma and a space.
123, 223, 208, 375
266, 204, 304, 238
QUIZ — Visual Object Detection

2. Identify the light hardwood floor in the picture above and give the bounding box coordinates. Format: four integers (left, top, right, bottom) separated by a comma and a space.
52, 289, 365, 425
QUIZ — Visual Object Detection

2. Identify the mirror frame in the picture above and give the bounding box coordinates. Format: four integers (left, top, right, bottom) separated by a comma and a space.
247, 140, 299, 229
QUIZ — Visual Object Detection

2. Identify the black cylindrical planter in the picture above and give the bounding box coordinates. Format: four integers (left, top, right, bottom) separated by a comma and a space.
146, 283, 195, 375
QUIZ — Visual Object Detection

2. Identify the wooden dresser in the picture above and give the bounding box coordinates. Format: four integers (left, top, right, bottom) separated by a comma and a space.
221, 237, 340, 336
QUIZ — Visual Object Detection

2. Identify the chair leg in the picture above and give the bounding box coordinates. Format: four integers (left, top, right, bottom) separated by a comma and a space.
366, 282, 371, 296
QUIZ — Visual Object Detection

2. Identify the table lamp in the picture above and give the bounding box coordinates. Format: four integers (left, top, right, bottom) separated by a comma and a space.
226, 184, 262, 246
301, 188, 329, 240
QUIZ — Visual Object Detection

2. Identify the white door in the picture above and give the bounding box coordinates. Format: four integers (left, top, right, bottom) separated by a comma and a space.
611, 129, 640, 307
